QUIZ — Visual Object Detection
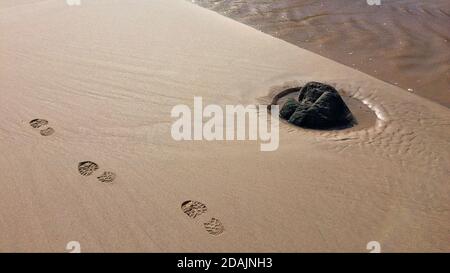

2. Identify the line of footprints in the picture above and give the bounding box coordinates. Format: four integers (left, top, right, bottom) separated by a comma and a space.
30, 118, 225, 236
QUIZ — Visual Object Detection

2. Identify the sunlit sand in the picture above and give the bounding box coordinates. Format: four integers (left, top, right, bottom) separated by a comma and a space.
0, 0, 449, 252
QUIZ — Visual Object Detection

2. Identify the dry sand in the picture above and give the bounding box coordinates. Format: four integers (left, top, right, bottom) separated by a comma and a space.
0, 0, 449, 252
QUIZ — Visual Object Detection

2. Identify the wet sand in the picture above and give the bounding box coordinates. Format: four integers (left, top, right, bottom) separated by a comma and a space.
192, 0, 450, 107
0, 0, 449, 252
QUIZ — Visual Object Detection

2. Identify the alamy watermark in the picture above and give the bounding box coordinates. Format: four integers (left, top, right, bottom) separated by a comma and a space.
66, 241, 81, 253
66, 0, 81, 6
171, 97, 279, 151
366, 241, 381, 253
366, 0, 381, 5
63, 240, 379, 252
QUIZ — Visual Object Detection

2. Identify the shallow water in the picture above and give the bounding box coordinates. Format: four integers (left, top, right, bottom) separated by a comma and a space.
192, 0, 450, 107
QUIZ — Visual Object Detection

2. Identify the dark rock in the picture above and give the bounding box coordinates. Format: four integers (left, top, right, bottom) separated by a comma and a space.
298, 82, 338, 103
280, 82, 355, 129
279, 98, 300, 120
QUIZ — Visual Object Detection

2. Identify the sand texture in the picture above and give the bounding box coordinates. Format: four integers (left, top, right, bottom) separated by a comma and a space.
0, 0, 449, 252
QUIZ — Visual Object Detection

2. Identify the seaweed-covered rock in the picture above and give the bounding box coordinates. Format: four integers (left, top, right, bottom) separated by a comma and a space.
280, 82, 355, 129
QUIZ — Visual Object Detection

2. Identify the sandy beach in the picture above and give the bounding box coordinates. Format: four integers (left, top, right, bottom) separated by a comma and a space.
0, 0, 449, 252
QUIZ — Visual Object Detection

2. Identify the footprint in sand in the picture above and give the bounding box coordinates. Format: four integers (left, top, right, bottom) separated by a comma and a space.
29, 118, 55, 136
181, 200, 224, 236
78, 161, 99, 176
29, 119, 48, 128
181, 200, 208, 218
40, 127, 55, 136
204, 218, 225, 236
77, 161, 116, 183
97, 171, 116, 183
